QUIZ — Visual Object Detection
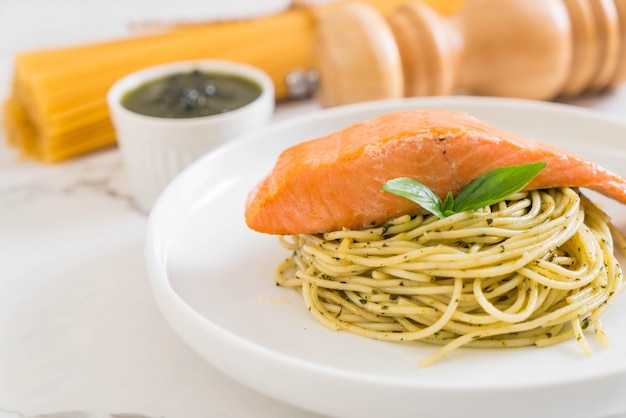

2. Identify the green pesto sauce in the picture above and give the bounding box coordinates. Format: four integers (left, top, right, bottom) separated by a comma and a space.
121, 69, 262, 118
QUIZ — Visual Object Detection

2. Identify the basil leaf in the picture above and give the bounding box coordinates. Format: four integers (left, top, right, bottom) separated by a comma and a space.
453, 162, 547, 213
382, 162, 547, 219
382, 177, 446, 218
441, 192, 456, 217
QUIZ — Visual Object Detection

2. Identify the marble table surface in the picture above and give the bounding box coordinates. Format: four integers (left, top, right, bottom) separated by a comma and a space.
2, 1, 626, 417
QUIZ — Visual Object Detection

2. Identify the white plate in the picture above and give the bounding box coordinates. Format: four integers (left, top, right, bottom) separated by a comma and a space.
145, 97, 626, 418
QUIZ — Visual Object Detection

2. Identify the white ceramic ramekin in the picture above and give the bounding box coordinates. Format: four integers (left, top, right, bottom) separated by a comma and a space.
107, 59, 274, 212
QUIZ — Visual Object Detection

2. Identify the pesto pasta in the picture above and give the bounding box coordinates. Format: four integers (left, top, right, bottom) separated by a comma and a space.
276, 188, 625, 366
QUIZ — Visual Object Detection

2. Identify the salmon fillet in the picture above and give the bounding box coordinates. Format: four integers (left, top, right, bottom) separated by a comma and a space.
245, 108, 626, 235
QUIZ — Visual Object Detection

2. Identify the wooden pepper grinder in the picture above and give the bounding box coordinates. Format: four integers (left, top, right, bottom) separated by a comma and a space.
313, 0, 626, 107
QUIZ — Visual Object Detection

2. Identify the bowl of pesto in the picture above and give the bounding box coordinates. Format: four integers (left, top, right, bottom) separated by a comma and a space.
107, 59, 275, 212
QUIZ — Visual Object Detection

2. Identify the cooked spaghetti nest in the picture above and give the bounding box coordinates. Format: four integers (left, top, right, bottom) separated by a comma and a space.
276, 187, 626, 366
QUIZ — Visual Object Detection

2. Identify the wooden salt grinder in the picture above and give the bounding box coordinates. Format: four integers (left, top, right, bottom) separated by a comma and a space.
314, 0, 626, 107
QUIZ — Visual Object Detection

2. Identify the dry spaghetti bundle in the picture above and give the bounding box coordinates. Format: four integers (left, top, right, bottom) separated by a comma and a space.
276, 188, 625, 366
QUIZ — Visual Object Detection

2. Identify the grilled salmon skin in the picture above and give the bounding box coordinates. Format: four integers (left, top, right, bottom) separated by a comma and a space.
245, 109, 626, 235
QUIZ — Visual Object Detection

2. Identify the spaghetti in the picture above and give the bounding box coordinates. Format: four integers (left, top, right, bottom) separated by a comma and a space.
276, 188, 625, 366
